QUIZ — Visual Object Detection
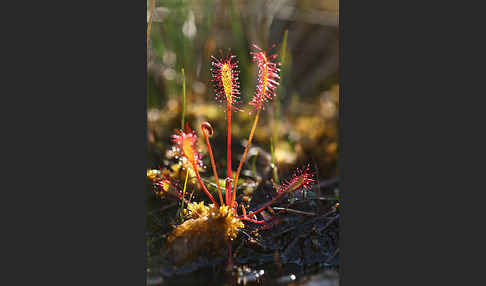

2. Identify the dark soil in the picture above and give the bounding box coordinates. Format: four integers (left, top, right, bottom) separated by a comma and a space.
146, 172, 339, 286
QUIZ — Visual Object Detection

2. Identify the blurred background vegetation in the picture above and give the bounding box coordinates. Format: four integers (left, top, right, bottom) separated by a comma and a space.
147, 0, 339, 182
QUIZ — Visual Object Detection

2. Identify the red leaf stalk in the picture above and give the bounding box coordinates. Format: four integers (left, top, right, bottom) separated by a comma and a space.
201, 122, 224, 206
192, 162, 218, 207
226, 102, 232, 206
231, 108, 261, 208
246, 165, 315, 218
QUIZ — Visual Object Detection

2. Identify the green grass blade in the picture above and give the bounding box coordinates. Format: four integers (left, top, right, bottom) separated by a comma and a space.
180, 170, 189, 220
181, 68, 186, 129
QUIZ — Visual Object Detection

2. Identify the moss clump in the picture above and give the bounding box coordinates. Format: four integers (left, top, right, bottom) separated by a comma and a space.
167, 203, 244, 265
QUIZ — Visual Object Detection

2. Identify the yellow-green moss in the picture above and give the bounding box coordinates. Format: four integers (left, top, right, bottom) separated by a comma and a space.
167, 203, 244, 265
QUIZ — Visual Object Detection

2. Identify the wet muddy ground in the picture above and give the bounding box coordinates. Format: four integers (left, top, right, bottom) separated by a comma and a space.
146, 168, 339, 285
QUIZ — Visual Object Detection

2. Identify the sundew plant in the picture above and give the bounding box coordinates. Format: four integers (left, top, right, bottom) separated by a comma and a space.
148, 44, 316, 265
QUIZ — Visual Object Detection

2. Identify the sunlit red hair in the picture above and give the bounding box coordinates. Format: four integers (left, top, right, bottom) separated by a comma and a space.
171, 126, 203, 170
210, 51, 240, 110
153, 175, 178, 197
249, 44, 280, 111
276, 164, 315, 194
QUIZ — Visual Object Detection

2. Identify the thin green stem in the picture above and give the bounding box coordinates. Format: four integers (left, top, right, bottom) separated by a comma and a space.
147, 0, 155, 45
270, 137, 279, 182
251, 150, 258, 178
271, 29, 288, 183
180, 170, 189, 220
231, 108, 261, 208
181, 68, 186, 129
280, 30, 289, 66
